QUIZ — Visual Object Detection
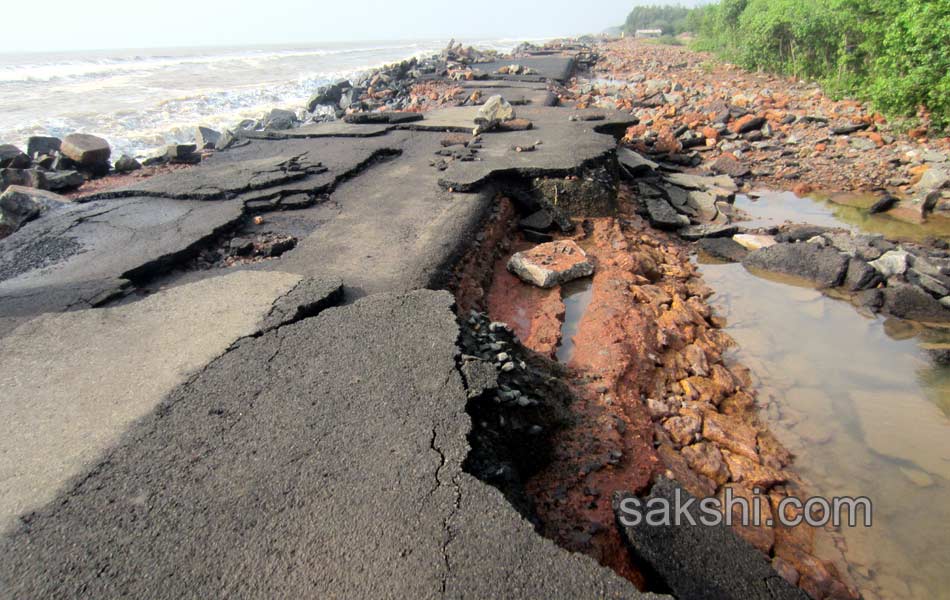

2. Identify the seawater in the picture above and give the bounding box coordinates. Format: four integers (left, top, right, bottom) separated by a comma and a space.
0, 38, 522, 158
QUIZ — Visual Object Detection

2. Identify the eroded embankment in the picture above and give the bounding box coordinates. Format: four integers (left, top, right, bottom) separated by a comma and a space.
449, 182, 859, 600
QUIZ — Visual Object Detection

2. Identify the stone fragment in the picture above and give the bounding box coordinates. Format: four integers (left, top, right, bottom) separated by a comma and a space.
743, 242, 849, 288
663, 414, 702, 446
869, 250, 909, 278
165, 144, 200, 164
195, 126, 221, 149
698, 237, 748, 262
703, 411, 759, 460
617, 147, 658, 175
718, 483, 775, 554
518, 209, 554, 232
682, 441, 731, 485
60, 133, 111, 167
263, 109, 298, 131
306, 80, 350, 112
722, 451, 786, 489
882, 284, 950, 322
113, 155, 142, 173
0, 145, 30, 169
0, 185, 70, 236
842, 258, 882, 291
644, 197, 690, 230
732, 234, 776, 251
26, 136, 61, 158
679, 223, 738, 241
506, 240, 594, 288
474, 95, 515, 133
44, 170, 85, 191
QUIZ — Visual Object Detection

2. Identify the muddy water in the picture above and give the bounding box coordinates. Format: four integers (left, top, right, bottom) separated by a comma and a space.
698, 191, 950, 599
733, 191, 950, 242
556, 277, 593, 363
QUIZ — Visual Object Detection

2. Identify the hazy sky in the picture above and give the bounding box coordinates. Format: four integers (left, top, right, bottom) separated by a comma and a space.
1, 0, 703, 53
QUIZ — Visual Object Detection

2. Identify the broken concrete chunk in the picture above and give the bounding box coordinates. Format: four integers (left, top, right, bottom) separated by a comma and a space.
507, 240, 594, 288
474, 95, 515, 134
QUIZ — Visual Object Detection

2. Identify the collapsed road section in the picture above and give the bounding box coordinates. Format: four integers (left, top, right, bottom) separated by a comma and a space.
1, 49, 819, 599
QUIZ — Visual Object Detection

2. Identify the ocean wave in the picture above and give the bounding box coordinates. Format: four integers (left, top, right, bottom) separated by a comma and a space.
0, 42, 437, 83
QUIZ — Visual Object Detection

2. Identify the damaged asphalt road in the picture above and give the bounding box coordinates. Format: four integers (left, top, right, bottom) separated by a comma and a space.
0, 54, 663, 598
0, 290, 653, 599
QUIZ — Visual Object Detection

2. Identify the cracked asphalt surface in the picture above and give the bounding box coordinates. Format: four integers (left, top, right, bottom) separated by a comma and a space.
0, 291, 652, 599
0, 55, 661, 598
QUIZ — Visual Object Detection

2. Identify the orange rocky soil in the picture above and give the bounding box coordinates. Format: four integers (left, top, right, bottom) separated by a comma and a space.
573, 39, 950, 203
463, 186, 860, 600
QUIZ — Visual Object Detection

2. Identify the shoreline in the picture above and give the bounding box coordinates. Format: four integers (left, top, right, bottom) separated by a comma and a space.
0, 36, 948, 600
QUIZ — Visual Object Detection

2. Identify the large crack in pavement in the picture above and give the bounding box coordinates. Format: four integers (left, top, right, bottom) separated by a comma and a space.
0, 289, 653, 599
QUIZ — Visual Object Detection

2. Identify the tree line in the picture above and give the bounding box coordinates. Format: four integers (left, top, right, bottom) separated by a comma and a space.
623, 1, 950, 129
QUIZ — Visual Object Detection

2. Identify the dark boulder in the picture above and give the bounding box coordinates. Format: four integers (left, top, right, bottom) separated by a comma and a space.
44, 170, 85, 192
0, 168, 47, 192
60, 133, 111, 168
882, 284, 950, 322
519, 209, 554, 233
164, 144, 200, 164
26, 136, 61, 158
698, 237, 749, 262
743, 242, 849, 288
773, 225, 827, 245
843, 258, 883, 291
644, 196, 690, 230
306, 80, 351, 112
868, 194, 898, 214
678, 223, 739, 241
830, 122, 869, 135
339, 87, 363, 111
263, 109, 298, 131
711, 155, 750, 178
0, 145, 31, 169
0, 185, 70, 237
114, 155, 142, 173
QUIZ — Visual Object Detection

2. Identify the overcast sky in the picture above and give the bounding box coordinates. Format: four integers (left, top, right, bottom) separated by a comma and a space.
0, 0, 705, 53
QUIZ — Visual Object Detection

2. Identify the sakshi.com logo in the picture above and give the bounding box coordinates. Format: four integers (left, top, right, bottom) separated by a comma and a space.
617, 487, 873, 528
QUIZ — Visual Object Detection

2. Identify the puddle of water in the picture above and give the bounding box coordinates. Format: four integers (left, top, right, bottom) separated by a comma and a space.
733, 191, 950, 242
698, 260, 950, 599
556, 277, 593, 363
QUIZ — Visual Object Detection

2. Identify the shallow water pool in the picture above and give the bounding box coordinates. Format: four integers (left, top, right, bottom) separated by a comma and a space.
733, 191, 950, 243
699, 189, 950, 598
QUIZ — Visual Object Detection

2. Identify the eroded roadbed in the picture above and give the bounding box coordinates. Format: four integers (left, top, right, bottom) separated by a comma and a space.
0, 49, 820, 600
